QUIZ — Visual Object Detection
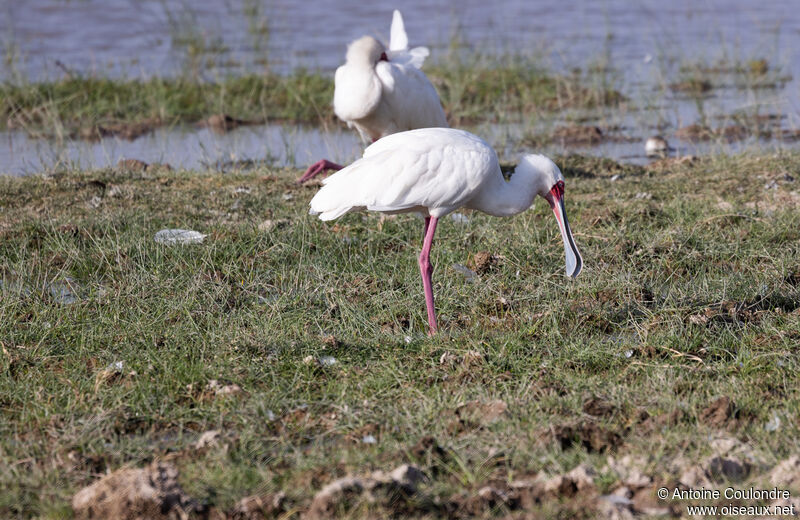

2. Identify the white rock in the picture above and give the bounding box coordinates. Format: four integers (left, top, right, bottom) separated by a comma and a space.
319, 356, 337, 367
154, 229, 206, 245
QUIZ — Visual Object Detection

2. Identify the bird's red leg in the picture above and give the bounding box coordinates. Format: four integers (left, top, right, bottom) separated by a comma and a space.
296, 159, 343, 184
418, 216, 439, 335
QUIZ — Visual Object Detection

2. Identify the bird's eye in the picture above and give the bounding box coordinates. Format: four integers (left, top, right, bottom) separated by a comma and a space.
379, 52, 388, 62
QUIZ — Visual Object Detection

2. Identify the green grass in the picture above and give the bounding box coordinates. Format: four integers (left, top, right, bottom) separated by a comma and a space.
0, 57, 623, 138
1, 153, 800, 518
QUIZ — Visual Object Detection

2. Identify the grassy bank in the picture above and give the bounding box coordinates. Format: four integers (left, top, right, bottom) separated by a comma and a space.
0, 59, 622, 139
1, 153, 800, 518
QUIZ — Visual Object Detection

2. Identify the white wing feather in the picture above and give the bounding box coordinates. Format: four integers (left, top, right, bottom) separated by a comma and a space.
374, 61, 448, 130
310, 129, 497, 220
389, 10, 408, 51
386, 10, 430, 69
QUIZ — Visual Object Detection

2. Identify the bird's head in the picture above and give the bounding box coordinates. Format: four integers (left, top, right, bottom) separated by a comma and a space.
346, 36, 389, 65
517, 154, 583, 279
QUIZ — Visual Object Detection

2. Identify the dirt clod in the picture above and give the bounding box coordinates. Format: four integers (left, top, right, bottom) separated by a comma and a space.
72, 462, 203, 519
583, 397, 616, 417
194, 430, 222, 450
448, 399, 508, 433
699, 396, 734, 428
199, 114, 262, 133
707, 456, 751, 482
306, 464, 424, 519
117, 159, 149, 172
551, 421, 623, 453
630, 486, 673, 516
116, 159, 172, 173
468, 251, 500, 274
770, 456, 800, 489
204, 114, 244, 132
408, 436, 450, 469
544, 464, 596, 497
553, 125, 605, 145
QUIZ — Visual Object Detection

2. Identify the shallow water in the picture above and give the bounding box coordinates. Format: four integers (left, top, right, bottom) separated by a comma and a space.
2, 0, 800, 174
0, 124, 362, 175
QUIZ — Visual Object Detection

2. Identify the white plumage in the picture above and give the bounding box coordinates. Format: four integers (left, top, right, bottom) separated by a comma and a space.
298, 10, 447, 183
333, 10, 447, 142
310, 129, 490, 220
310, 128, 583, 335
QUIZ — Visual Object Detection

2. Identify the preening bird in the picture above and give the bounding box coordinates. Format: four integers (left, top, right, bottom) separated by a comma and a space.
309, 128, 583, 335
298, 10, 448, 183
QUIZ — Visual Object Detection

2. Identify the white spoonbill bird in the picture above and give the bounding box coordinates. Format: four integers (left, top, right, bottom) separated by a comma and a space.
298, 10, 448, 183
309, 128, 583, 335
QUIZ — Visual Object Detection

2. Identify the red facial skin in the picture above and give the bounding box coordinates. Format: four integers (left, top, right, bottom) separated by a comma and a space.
544, 180, 564, 209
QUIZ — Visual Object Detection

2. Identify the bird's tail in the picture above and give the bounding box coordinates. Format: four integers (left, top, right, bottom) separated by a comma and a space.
309, 161, 370, 221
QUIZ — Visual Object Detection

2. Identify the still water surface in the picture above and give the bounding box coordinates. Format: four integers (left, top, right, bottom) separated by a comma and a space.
2, 0, 799, 174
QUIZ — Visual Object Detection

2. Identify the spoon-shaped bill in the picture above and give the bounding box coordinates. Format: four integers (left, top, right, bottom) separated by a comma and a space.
546, 182, 583, 278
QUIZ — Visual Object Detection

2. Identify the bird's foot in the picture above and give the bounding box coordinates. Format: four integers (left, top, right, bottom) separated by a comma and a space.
296, 159, 343, 184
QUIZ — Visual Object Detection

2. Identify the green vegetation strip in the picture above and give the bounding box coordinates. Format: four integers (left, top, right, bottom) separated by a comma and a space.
1, 154, 799, 517
1, 61, 622, 137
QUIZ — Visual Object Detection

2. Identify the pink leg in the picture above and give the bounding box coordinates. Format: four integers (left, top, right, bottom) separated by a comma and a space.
419, 216, 439, 335
296, 159, 343, 184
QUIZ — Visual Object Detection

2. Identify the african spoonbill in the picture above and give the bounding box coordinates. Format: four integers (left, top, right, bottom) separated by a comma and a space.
309, 128, 583, 335
298, 10, 447, 183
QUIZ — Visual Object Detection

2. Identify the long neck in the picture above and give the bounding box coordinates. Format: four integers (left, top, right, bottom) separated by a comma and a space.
468, 165, 540, 217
